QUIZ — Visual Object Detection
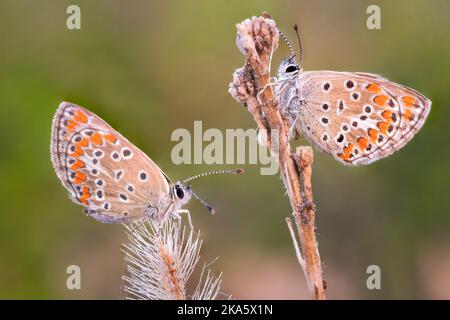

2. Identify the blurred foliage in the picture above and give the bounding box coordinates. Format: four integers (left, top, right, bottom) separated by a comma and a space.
0, 0, 449, 299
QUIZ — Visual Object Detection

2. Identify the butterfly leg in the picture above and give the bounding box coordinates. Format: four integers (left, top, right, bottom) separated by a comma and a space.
288, 115, 300, 140
257, 80, 284, 104
257, 73, 298, 105
268, 42, 275, 77
174, 209, 193, 229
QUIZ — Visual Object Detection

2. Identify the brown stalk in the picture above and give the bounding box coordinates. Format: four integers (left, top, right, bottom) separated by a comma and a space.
229, 13, 326, 299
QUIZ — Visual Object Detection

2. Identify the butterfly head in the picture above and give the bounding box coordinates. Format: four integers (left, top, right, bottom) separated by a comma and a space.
278, 24, 303, 80
278, 55, 300, 80
172, 182, 193, 207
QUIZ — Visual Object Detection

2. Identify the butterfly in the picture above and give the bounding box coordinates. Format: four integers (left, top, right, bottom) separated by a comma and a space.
273, 26, 431, 165
50, 102, 243, 223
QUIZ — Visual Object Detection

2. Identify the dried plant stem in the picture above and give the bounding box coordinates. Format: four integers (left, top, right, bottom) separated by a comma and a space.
292, 146, 326, 299
229, 13, 326, 299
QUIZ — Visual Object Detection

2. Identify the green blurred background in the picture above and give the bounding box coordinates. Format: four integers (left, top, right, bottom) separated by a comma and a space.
0, 0, 449, 299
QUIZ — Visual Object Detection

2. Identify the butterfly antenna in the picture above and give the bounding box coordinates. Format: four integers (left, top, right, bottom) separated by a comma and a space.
190, 190, 216, 215
183, 169, 243, 215
293, 24, 303, 67
183, 168, 244, 183
279, 29, 296, 59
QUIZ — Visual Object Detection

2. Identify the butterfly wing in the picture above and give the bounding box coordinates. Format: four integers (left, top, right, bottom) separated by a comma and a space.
286, 71, 431, 165
50, 102, 173, 223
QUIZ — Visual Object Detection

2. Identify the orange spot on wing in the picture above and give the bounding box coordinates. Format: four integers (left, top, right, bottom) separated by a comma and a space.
344, 143, 354, 154
90, 131, 103, 145
368, 128, 379, 143
73, 110, 88, 123
357, 137, 369, 150
381, 110, 392, 122
401, 95, 416, 107
79, 186, 91, 204
366, 83, 381, 93
73, 172, 87, 185
66, 119, 78, 132
377, 121, 389, 134
404, 109, 413, 120
373, 95, 389, 106
70, 159, 85, 170
69, 146, 84, 158
75, 137, 89, 148
340, 143, 354, 161
104, 133, 117, 144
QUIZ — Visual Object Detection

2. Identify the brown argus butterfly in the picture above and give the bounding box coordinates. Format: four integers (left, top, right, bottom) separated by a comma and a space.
50, 102, 243, 223
274, 26, 431, 165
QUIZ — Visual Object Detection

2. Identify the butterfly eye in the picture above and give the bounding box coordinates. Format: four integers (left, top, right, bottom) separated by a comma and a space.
285, 65, 299, 73
175, 185, 184, 200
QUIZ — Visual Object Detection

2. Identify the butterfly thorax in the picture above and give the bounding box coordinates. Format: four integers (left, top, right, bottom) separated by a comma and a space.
276, 56, 306, 123
151, 182, 191, 221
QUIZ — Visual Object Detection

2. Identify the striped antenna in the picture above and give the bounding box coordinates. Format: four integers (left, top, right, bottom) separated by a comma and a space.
279, 29, 296, 59
183, 168, 244, 183
293, 24, 303, 66
183, 169, 244, 215
190, 190, 216, 215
